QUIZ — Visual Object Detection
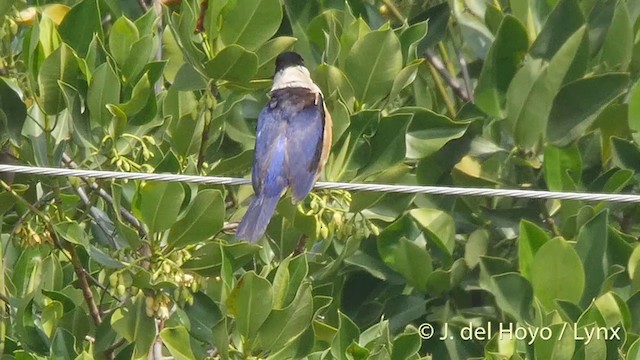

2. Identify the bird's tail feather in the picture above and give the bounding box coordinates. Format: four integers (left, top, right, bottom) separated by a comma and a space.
236, 194, 280, 242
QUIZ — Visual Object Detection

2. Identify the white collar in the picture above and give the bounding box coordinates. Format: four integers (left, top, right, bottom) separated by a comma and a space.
270, 65, 322, 94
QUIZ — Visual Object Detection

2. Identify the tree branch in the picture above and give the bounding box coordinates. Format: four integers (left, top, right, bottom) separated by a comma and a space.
424, 49, 471, 102
62, 154, 147, 237
66, 243, 103, 326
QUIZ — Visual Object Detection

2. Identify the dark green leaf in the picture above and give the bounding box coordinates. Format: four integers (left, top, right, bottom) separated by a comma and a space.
344, 29, 402, 105
134, 181, 185, 234
58, 0, 103, 55
37, 44, 80, 115
87, 62, 120, 127
474, 15, 528, 118
220, 0, 283, 51
530, 0, 585, 59
0, 78, 27, 141
168, 189, 224, 249
204, 45, 258, 83
160, 326, 196, 360
226, 271, 273, 340
547, 73, 630, 146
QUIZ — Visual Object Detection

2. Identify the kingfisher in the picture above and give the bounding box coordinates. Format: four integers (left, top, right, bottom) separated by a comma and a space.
236, 52, 333, 242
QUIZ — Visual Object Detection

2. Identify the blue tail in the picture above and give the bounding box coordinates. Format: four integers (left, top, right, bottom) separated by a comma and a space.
236, 194, 280, 242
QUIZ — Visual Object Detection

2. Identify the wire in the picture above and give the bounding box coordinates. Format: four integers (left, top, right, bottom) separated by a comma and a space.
1, 163, 639, 203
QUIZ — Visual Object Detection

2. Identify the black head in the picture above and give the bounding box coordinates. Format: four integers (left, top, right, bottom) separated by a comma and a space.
275, 51, 304, 72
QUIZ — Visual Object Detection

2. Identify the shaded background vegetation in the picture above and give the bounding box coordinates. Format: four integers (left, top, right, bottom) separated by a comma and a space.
1, 0, 640, 358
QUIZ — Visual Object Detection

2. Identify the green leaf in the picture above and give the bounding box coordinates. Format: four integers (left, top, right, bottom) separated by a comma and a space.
599, 0, 633, 70
254, 36, 297, 77
313, 64, 354, 100
344, 29, 402, 105
282, 0, 319, 69
387, 60, 423, 102
390, 327, 421, 360
184, 292, 222, 343
119, 73, 155, 125
0, 192, 17, 216
506, 27, 587, 148
111, 293, 155, 359
529, 0, 585, 59
378, 236, 432, 291
122, 35, 156, 82
518, 220, 550, 280
474, 15, 529, 118
54, 221, 90, 249
134, 181, 185, 234
172, 63, 208, 91
256, 282, 313, 351
37, 44, 80, 115
464, 229, 489, 269
531, 237, 585, 310
58, 0, 102, 55
401, 107, 468, 159
204, 45, 258, 83
0, 0, 15, 18
331, 312, 360, 360
160, 326, 196, 360
87, 62, 120, 127
399, 21, 428, 63
339, 18, 370, 67
414, 3, 450, 53
611, 136, 640, 173
547, 73, 630, 146
226, 272, 273, 340
489, 272, 534, 323
534, 322, 576, 360
410, 208, 456, 255
108, 16, 139, 68
544, 143, 582, 191
0, 78, 27, 141
326, 110, 380, 181
168, 189, 224, 249
629, 81, 640, 142
171, 113, 204, 157
220, 0, 283, 51
50, 328, 78, 360
357, 113, 412, 179
575, 210, 608, 305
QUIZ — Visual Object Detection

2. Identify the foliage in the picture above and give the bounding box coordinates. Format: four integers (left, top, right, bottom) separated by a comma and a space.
0, 0, 639, 359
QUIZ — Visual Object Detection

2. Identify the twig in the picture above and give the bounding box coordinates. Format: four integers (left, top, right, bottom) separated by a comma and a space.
62, 154, 147, 237
104, 338, 127, 356
448, 27, 474, 101
381, 0, 405, 24
425, 61, 457, 117
195, 0, 209, 33
197, 113, 211, 172
153, 0, 164, 95
293, 235, 308, 256
221, 222, 238, 232
136, 0, 149, 12
151, 319, 165, 359
0, 292, 9, 306
424, 49, 471, 102
68, 179, 120, 249
66, 243, 103, 326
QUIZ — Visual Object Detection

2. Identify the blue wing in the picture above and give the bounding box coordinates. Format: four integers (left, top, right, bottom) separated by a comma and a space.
236, 104, 288, 242
285, 93, 325, 202
252, 104, 288, 197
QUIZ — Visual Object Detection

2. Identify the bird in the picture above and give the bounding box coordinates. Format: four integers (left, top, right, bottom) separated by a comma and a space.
236, 51, 332, 242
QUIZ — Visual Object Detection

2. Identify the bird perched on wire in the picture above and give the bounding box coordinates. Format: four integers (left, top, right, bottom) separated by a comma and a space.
236, 52, 332, 242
